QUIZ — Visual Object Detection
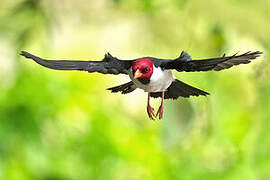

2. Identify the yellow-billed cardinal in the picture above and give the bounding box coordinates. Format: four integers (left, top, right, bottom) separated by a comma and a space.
20, 51, 262, 120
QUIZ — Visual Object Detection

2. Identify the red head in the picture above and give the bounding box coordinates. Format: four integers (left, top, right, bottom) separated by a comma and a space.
132, 58, 154, 79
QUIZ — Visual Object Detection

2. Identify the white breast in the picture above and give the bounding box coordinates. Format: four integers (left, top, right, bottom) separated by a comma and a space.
129, 66, 175, 92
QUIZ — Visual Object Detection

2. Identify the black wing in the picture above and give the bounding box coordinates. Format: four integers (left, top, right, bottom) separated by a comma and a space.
20, 51, 133, 75
162, 51, 262, 72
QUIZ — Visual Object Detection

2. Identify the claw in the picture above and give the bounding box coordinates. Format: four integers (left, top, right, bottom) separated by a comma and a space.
156, 105, 163, 119
147, 105, 155, 120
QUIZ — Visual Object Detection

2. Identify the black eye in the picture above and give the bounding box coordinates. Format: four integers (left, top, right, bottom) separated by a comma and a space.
144, 68, 149, 73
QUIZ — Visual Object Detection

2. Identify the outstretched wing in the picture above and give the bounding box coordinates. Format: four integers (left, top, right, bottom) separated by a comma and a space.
20, 51, 133, 75
162, 51, 262, 72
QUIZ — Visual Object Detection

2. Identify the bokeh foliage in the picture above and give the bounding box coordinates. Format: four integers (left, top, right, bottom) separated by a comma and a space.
0, 0, 270, 179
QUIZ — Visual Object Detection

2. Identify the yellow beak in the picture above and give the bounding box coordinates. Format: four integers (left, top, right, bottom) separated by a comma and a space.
134, 69, 143, 79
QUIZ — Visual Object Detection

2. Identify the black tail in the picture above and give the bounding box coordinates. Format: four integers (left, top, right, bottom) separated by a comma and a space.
150, 79, 209, 99
107, 81, 136, 94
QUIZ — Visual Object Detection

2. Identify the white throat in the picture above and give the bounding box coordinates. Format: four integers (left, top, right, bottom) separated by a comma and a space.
129, 66, 175, 92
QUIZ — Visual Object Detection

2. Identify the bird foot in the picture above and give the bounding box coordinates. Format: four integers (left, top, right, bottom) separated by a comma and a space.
155, 105, 163, 120
147, 105, 155, 120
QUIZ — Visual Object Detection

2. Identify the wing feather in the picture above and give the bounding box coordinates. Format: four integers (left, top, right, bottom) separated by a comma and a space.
162, 51, 262, 72
20, 51, 132, 75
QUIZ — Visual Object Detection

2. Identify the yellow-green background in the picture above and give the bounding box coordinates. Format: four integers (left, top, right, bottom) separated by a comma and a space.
0, 0, 269, 179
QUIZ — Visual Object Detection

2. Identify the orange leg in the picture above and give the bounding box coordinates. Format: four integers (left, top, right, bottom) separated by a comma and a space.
156, 91, 165, 119
147, 93, 155, 120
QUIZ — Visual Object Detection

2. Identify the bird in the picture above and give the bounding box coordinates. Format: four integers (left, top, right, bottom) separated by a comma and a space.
20, 50, 262, 120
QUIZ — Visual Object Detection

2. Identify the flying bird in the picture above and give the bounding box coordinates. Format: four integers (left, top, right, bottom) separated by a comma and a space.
20, 51, 262, 120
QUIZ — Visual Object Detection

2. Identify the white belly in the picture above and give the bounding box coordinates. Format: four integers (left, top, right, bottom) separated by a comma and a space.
129, 67, 175, 92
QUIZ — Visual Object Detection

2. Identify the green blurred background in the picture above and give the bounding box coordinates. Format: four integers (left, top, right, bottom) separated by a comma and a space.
0, 0, 269, 179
